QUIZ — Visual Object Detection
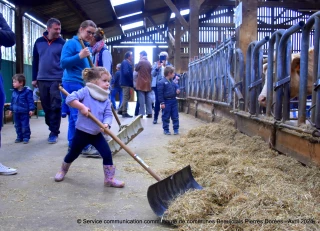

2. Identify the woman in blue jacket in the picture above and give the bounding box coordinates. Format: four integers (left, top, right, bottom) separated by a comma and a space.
60, 20, 99, 156
0, 13, 17, 175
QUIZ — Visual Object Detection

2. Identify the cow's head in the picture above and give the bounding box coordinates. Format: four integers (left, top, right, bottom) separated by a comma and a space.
258, 63, 269, 107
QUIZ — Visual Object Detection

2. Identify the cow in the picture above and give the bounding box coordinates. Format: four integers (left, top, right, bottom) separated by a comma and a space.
258, 48, 314, 107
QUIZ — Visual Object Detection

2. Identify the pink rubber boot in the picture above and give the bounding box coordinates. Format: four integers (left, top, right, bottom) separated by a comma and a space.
54, 162, 71, 182
103, 165, 125, 188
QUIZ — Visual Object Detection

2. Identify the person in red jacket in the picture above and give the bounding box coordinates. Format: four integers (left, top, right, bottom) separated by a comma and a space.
135, 51, 153, 117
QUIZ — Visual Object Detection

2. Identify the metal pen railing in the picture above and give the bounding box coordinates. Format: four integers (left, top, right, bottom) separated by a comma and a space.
184, 12, 320, 133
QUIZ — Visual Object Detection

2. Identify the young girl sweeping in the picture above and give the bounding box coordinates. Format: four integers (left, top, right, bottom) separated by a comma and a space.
54, 67, 124, 188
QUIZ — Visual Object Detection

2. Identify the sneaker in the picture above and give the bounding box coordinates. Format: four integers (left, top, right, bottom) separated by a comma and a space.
82, 145, 101, 158
117, 111, 122, 115
48, 135, 58, 144
153, 120, 157, 124
61, 112, 67, 118
122, 113, 133, 118
174, 130, 179, 135
146, 114, 152, 118
15, 138, 22, 143
163, 131, 171, 135
23, 138, 29, 144
0, 163, 17, 175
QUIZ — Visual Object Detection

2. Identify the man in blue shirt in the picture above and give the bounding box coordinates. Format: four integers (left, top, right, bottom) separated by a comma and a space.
32, 18, 65, 144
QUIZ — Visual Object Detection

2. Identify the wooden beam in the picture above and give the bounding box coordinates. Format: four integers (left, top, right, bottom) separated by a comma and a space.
174, 19, 181, 73
199, 11, 233, 23
235, 0, 258, 62
99, 6, 177, 28
203, 0, 235, 7
163, 0, 189, 31
200, 23, 235, 27
147, 16, 171, 45
143, 18, 147, 31
105, 41, 217, 48
189, 0, 202, 59
64, 0, 87, 22
167, 24, 175, 63
199, 0, 206, 5
15, 6, 26, 74
107, 0, 124, 35
258, 1, 320, 10
106, 30, 160, 45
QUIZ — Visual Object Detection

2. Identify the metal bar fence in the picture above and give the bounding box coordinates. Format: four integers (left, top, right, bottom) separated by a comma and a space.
184, 14, 320, 133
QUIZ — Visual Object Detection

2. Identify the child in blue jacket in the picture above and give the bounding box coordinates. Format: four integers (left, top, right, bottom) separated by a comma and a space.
157, 66, 180, 135
8, 74, 35, 143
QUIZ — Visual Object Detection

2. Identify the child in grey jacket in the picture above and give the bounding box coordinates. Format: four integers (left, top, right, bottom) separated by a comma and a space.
54, 67, 124, 188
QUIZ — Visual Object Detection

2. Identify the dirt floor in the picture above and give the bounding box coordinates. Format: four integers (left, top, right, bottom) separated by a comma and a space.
0, 103, 205, 231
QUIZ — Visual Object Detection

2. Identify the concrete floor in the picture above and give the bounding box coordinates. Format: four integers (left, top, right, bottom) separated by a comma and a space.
0, 103, 205, 231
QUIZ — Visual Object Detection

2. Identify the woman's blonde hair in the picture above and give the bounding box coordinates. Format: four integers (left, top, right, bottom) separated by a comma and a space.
82, 67, 111, 82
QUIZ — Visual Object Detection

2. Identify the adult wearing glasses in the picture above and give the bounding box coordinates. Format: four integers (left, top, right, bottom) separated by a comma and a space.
60, 20, 99, 157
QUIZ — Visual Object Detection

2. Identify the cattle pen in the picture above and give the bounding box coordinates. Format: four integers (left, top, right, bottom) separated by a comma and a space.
178, 11, 320, 167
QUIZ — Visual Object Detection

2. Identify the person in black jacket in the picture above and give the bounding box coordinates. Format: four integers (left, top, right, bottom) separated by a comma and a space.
110, 63, 123, 109
0, 13, 17, 175
118, 51, 133, 118
32, 18, 65, 144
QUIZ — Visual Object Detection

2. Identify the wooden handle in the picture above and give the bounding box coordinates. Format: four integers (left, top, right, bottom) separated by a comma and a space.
78, 38, 120, 125
111, 105, 121, 127
79, 38, 94, 68
59, 85, 162, 181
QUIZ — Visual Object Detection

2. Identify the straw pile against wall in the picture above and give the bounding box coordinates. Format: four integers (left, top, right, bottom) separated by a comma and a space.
164, 119, 320, 231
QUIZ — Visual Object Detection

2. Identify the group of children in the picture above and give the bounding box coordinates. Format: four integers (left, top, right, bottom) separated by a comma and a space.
8, 64, 179, 187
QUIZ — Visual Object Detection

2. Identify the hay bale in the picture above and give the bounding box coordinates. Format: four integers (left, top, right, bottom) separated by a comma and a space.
164, 118, 320, 231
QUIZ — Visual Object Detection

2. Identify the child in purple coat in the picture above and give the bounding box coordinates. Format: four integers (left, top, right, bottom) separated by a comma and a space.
54, 67, 124, 188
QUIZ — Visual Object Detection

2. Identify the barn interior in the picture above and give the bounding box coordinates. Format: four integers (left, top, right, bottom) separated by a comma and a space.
0, 0, 320, 229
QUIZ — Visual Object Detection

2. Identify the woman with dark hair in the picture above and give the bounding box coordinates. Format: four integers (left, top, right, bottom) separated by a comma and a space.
60, 20, 100, 157
90, 27, 112, 74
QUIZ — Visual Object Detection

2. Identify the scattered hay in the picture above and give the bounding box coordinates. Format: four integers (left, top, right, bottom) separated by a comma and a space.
165, 118, 320, 231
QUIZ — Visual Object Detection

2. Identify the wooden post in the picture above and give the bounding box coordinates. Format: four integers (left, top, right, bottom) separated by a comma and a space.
174, 18, 182, 73
167, 24, 175, 64
14, 6, 25, 74
235, 0, 258, 61
189, 0, 202, 60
